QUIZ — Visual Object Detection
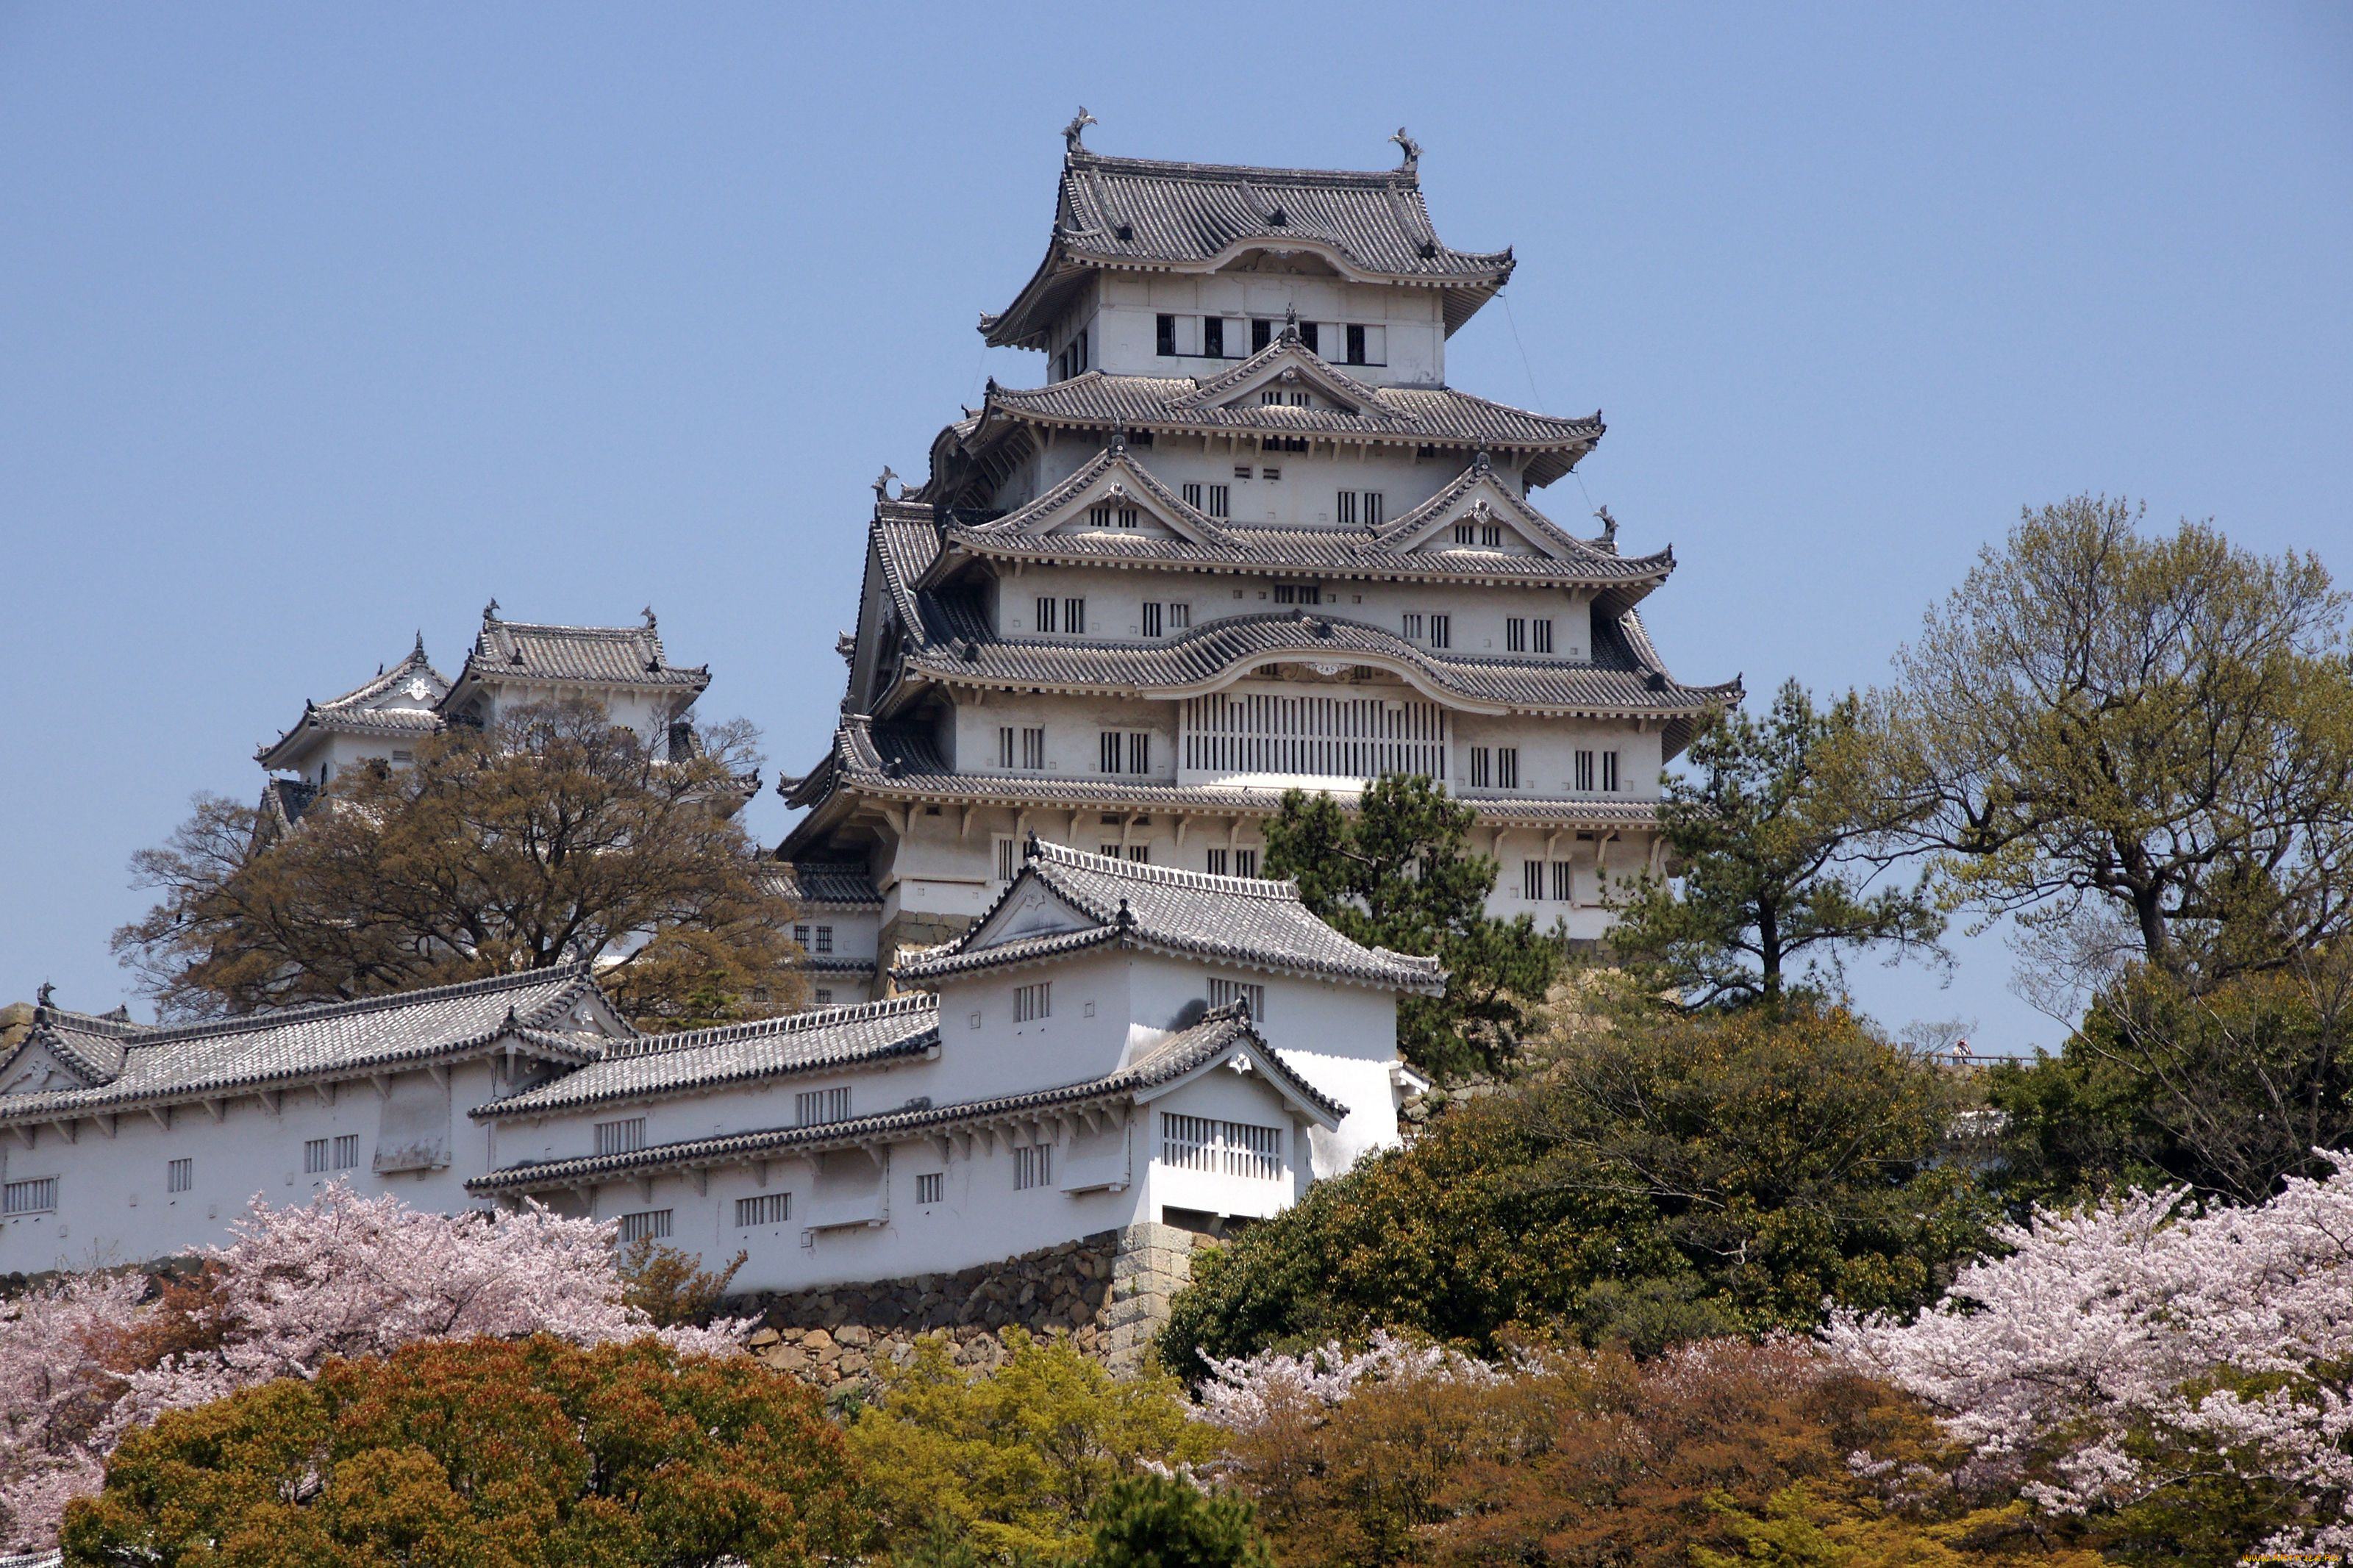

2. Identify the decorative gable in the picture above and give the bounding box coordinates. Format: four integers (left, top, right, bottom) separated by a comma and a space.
1377, 459, 1599, 563
1174, 338, 1377, 417
965, 885, 1099, 952
985, 446, 1230, 547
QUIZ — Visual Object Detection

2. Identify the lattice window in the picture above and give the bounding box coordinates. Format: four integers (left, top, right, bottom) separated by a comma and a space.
3, 1178, 56, 1215
617, 1210, 672, 1246
1014, 1145, 1053, 1190
1183, 693, 1446, 781
1207, 977, 1265, 1019
1160, 1114, 1283, 1180
736, 1192, 790, 1227
1014, 982, 1051, 1023
167, 1158, 192, 1194
594, 1117, 646, 1157
915, 1173, 944, 1205
796, 1087, 852, 1126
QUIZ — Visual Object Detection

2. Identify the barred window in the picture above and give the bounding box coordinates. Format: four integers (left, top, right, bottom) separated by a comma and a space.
1205, 848, 1227, 874
167, 1158, 192, 1194
1143, 601, 1163, 637
1496, 747, 1519, 789
1013, 1145, 1053, 1191
1482, 525, 1503, 547
1554, 861, 1576, 902
1364, 492, 1384, 527
1234, 848, 1258, 877
1335, 490, 1357, 526
1182, 481, 1202, 508
594, 1117, 646, 1157
1160, 1114, 1283, 1180
1170, 604, 1190, 629
4, 1178, 57, 1215
1575, 749, 1595, 791
1065, 597, 1085, 634
995, 835, 1019, 884
1126, 844, 1150, 863
1035, 595, 1057, 634
1428, 614, 1451, 649
1471, 747, 1493, 789
1272, 583, 1319, 605
1207, 977, 1264, 1019
1402, 612, 1424, 640
1022, 727, 1046, 769
793, 923, 811, 947
1603, 750, 1620, 792
1014, 982, 1051, 1023
335, 1134, 360, 1169
304, 1137, 332, 1174
1207, 484, 1230, 518
1454, 523, 1475, 545
915, 1172, 944, 1205
1524, 859, 1544, 900
1533, 617, 1554, 654
813, 926, 833, 954
736, 1192, 790, 1227
1507, 617, 1527, 653
796, 1087, 852, 1126
617, 1210, 672, 1246
997, 726, 1015, 767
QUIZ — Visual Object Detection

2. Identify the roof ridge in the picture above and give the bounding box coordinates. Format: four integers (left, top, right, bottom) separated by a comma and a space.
1031, 840, 1302, 900
610, 994, 938, 1056
1070, 151, 1421, 190
118, 964, 596, 1048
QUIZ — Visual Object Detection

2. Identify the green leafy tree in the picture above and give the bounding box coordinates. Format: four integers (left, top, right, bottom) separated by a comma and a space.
1607, 680, 1946, 1007
1988, 941, 2353, 1206
1871, 495, 2353, 986
1263, 773, 1560, 1078
1159, 996, 1991, 1377
60, 1333, 866, 1567
848, 1328, 1213, 1565
1086, 1475, 1274, 1568
114, 697, 800, 1031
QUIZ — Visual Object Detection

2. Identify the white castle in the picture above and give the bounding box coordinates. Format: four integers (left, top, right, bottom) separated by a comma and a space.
0, 124, 1730, 1304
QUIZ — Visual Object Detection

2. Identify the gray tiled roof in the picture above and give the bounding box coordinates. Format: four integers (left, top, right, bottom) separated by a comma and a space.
465, 1000, 1342, 1195
758, 860, 882, 907
780, 715, 1671, 835
453, 610, 710, 695
0, 968, 612, 1123
935, 343, 1602, 494
862, 500, 1729, 721
986, 150, 1513, 349
256, 637, 451, 767
924, 446, 1667, 606
894, 840, 1446, 995
471, 995, 938, 1120
7, 1006, 151, 1088
909, 609, 1737, 717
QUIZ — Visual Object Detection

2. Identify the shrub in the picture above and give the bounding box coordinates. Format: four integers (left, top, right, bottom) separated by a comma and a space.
60, 1334, 863, 1566
849, 1328, 1213, 1564
1160, 999, 1991, 1376
1087, 1473, 1273, 1568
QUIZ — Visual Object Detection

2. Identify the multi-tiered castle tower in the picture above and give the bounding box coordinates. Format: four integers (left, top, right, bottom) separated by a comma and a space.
776, 123, 1738, 1001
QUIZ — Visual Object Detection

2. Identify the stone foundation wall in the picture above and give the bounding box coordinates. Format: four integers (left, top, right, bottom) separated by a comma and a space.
730, 1222, 1196, 1391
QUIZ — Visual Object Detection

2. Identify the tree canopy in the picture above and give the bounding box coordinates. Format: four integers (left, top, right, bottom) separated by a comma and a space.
1870, 495, 2353, 989
1263, 773, 1560, 1078
1158, 995, 1990, 1378
1607, 679, 1946, 1006
60, 1335, 865, 1568
847, 1328, 1212, 1565
114, 698, 800, 1029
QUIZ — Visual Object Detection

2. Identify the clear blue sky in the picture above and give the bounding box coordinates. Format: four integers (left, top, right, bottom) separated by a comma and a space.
4, 4, 2348, 1053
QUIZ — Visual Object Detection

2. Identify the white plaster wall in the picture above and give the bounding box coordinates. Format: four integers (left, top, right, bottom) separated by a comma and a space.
0, 1056, 515, 1275
1093, 271, 1448, 385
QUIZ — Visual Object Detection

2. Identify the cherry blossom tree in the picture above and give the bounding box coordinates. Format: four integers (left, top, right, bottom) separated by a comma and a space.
0, 1184, 743, 1551
1826, 1152, 2353, 1550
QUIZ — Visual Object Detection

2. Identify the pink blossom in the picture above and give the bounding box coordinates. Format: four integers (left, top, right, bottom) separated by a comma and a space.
1195, 1328, 1498, 1433
0, 1184, 743, 1550
1826, 1150, 2353, 1550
